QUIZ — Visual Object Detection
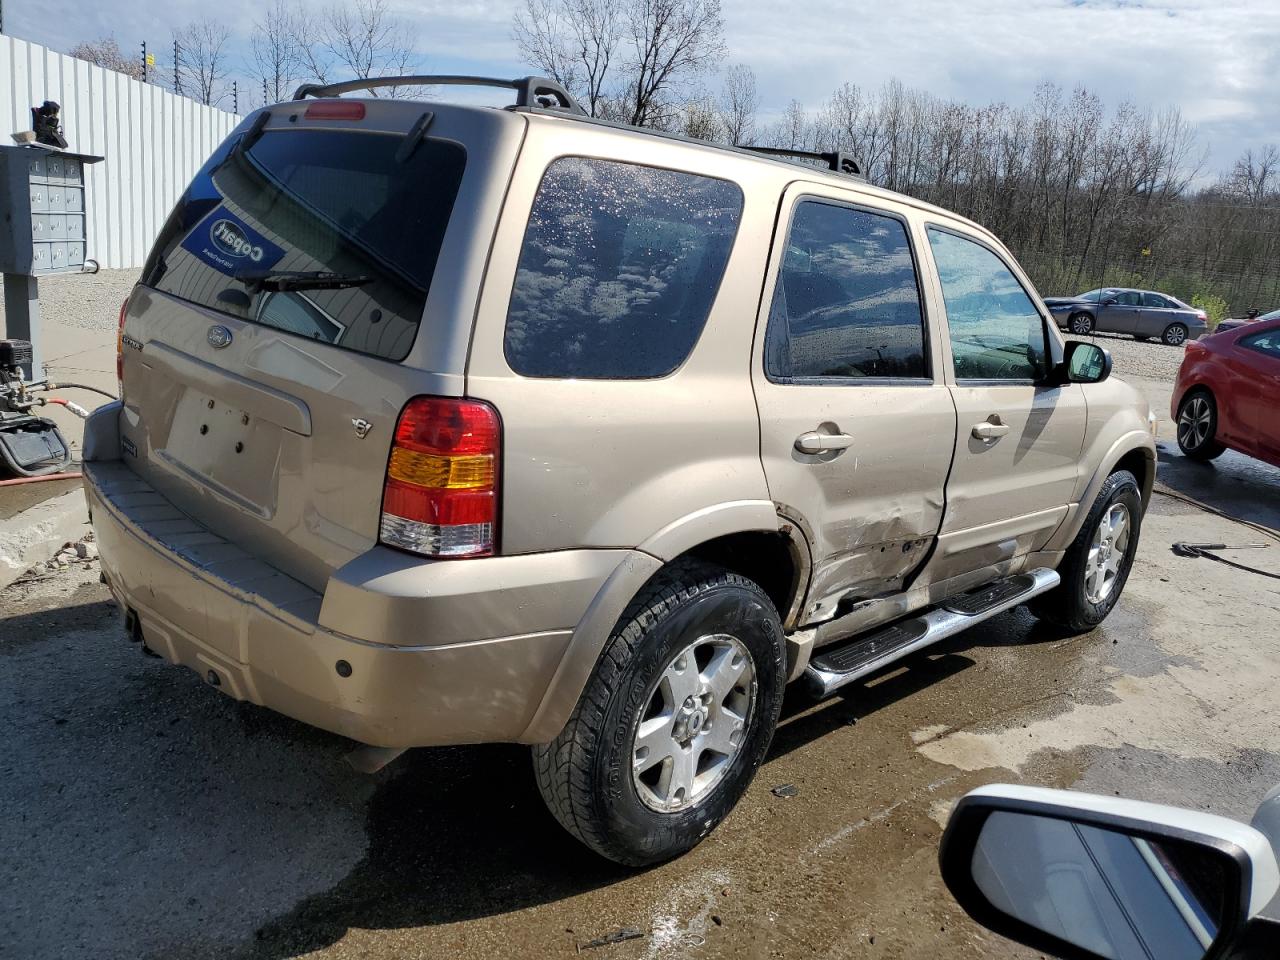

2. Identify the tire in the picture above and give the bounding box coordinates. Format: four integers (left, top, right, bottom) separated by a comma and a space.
1029, 470, 1143, 633
533, 560, 786, 866
1068, 312, 1095, 335
1176, 389, 1226, 461
1162, 323, 1189, 346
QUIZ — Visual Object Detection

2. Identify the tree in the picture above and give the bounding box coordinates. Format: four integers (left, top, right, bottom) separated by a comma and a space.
623, 0, 725, 126
514, 0, 621, 117
173, 19, 231, 106
69, 36, 145, 81
250, 0, 301, 104
719, 63, 756, 146
295, 0, 417, 93
514, 0, 724, 126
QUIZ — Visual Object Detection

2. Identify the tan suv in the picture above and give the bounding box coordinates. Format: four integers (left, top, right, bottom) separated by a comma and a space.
82, 75, 1157, 866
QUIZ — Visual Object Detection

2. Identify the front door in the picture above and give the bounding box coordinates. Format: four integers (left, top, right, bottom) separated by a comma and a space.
1101, 289, 1144, 334
1232, 327, 1280, 461
923, 225, 1088, 581
753, 189, 956, 624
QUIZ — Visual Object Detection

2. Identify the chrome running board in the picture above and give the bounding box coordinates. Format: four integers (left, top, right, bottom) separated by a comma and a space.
803, 567, 1060, 699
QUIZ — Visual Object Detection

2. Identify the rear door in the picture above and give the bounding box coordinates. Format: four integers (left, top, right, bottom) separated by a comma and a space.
922, 224, 1087, 581
119, 102, 520, 590
752, 186, 956, 622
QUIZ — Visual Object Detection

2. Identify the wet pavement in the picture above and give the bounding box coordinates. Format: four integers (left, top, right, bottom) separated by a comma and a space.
2, 384, 1278, 960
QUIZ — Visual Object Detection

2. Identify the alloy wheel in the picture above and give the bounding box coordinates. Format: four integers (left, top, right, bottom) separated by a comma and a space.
1165, 324, 1188, 345
1177, 395, 1212, 451
631, 634, 756, 813
1084, 502, 1131, 604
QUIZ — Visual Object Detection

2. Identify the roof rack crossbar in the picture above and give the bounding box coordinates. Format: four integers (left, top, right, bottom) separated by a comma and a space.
290, 75, 587, 116
740, 146, 862, 177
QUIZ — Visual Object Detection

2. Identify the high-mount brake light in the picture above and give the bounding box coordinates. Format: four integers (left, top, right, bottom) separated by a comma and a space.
303, 100, 367, 121
379, 396, 500, 558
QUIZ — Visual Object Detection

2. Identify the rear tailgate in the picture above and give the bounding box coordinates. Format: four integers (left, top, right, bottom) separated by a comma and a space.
118, 100, 523, 591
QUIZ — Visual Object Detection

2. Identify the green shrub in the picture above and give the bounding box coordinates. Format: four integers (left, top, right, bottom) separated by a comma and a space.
1191, 293, 1229, 329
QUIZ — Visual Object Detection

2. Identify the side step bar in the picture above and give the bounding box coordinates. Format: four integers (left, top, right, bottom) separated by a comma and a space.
803, 568, 1060, 699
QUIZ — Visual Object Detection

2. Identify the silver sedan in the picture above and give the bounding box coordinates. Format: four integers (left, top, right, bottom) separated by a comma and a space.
1044, 287, 1209, 345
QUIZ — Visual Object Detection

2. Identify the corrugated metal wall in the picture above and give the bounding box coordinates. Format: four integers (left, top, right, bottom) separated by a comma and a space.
0, 35, 242, 270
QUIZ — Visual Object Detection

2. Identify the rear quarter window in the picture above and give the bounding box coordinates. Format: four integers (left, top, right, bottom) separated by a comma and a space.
142, 127, 466, 362
503, 157, 744, 379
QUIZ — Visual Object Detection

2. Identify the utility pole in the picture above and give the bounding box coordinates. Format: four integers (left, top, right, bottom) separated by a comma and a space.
232, 81, 238, 113
173, 39, 181, 95
141, 41, 148, 83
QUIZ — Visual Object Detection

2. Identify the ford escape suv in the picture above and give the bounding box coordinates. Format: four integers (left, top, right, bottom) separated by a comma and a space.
83, 75, 1157, 866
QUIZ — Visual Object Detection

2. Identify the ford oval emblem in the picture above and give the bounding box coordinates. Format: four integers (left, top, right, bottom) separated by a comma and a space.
207, 324, 233, 349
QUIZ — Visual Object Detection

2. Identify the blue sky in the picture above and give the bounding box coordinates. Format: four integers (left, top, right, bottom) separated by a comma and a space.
8, 0, 1279, 177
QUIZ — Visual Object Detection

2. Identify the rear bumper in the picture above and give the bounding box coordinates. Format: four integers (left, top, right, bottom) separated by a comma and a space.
85, 459, 634, 748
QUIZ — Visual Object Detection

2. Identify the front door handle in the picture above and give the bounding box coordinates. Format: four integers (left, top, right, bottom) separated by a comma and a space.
795, 430, 855, 454
971, 419, 1011, 440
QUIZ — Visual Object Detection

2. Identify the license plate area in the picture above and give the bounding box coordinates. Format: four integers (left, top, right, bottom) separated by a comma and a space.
160, 389, 282, 517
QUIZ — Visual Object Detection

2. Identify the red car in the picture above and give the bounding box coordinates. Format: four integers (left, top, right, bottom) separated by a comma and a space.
1171, 316, 1280, 467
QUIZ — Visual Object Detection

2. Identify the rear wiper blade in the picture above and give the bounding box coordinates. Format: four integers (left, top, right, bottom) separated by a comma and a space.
237, 270, 371, 293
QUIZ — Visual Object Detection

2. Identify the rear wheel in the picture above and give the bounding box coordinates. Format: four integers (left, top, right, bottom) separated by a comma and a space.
533, 561, 785, 866
1068, 312, 1095, 335
1162, 323, 1189, 346
1176, 389, 1226, 461
1030, 470, 1143, 633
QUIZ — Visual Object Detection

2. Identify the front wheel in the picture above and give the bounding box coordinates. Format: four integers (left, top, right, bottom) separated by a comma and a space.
1068, 312, 1095, 335
1176, 389, 1226, 461
533, 561, 786, 866
1162, 323, 1189, 346
1030, 470, 1143, 633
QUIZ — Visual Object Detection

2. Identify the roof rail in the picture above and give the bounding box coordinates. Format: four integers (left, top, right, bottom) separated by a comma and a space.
740, 146, 862, 177
290, 75, 587, 116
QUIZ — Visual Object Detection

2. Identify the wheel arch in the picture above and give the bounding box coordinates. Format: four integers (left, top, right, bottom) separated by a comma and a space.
1048, 432, 1155, 553
519, 510, 811, 744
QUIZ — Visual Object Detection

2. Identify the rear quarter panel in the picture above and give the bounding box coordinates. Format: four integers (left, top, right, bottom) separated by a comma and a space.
465, 118, 786, 556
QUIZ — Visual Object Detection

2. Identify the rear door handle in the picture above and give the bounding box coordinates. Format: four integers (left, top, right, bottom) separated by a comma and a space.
971, 420, 1010, 440
795, 431, 855, 454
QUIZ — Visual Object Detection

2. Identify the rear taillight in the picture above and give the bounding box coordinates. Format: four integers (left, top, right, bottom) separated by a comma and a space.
379, 396, 500, 558
116, 297, 129, 383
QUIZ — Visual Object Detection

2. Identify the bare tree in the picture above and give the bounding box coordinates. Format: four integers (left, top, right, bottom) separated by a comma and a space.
679, 94, 722, 141
69, 36, 145, 80
173, 20, 232, 106
295, 0, 416, 91
719, 63, 756, 146
624, 0, 726, 126
250, 0, 301, 103
515, 0, 621, 117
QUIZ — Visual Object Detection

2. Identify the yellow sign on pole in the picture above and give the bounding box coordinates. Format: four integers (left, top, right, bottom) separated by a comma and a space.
145, 53, 156, 67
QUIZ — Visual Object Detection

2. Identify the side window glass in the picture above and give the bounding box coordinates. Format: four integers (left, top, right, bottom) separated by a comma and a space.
504, 157, 743, 379
1143, 293, 1164, 308
764, 200, 928, 380
1242, 330, 1280, 359
1118, 291, 1142, 306
927, 228, 1048, 382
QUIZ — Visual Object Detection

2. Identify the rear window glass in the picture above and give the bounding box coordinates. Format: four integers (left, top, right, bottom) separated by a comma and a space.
504, 157, 743, 379
141, 127, 466, 361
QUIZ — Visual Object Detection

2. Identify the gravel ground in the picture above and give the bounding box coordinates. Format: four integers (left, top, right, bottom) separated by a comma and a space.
0, 269, 138, 333
1072, 328, 1190, 382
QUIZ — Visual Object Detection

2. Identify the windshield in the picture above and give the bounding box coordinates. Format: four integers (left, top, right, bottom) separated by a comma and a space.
142, 126, 466, 361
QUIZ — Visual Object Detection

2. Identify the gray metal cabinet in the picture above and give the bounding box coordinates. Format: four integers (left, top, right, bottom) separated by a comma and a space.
0, 144, 101, 276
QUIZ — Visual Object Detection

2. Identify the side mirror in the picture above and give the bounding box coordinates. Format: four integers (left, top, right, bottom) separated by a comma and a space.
1050, 341, 1112, 385
940, 784, 1280, 960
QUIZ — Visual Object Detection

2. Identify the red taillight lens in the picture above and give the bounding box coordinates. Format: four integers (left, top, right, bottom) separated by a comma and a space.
304, 100, 366, 121
379, 397, 500, 558
116, 297, 129, 383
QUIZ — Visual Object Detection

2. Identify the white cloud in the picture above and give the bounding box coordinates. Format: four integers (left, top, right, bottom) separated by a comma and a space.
11, 0, 1278, 172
